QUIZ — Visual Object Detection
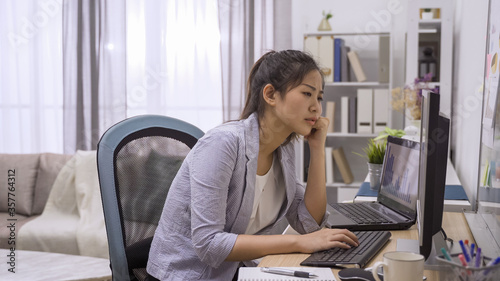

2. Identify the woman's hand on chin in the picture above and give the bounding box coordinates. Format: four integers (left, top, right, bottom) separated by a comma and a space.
304, 117, 329, 150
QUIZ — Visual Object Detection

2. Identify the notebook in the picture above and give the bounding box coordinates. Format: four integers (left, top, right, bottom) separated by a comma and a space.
326, 136, 420, 231
238, 267, 337, 281
300, 230, 391, 268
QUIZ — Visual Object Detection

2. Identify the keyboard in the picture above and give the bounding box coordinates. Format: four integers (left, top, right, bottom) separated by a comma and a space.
300, 230, 391, 268
330, 203, 392, 224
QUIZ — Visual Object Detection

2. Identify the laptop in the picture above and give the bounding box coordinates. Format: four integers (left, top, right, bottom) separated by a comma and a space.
326, 136, 420, 231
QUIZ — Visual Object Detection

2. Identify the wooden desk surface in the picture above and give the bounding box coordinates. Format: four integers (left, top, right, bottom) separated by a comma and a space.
259, 212, 474, 281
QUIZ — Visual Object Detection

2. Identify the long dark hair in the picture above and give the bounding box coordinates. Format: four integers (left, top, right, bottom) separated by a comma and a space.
240, 49, 324, 144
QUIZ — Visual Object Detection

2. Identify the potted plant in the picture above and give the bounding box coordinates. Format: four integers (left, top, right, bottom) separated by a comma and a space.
356, 128, 405, 190
318, 10, 333, 31
391, 72, 439, 139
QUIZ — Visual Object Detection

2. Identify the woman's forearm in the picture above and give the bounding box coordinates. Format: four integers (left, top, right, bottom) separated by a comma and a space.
226, 228, 359, 262
225, 234, 301, 261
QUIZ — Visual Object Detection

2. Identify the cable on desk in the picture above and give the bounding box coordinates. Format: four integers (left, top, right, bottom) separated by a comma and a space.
441, 227, 454, 245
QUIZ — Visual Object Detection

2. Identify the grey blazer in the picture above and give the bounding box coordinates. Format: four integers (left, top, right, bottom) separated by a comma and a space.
147, 113, 327, 280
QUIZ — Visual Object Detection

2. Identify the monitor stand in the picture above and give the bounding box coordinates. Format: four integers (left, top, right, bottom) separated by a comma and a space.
396, 232, 450, 270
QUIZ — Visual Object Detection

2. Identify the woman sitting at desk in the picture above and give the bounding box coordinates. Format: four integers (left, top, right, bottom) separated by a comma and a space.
147, 50, 359, 280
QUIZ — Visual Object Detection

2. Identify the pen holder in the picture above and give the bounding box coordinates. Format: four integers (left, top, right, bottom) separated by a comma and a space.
436, 253, 500, 281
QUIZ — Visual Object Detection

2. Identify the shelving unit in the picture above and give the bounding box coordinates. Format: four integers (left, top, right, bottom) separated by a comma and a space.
299, 31, 394, 203
406, 0, 453, 126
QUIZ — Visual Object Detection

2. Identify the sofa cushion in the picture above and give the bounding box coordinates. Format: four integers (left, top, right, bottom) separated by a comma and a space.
32, 153, 73, 215
0, 154, 40, 216
0, 213, 34, 249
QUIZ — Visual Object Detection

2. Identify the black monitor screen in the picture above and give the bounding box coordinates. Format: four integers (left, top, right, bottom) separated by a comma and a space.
417, 90, 450, 260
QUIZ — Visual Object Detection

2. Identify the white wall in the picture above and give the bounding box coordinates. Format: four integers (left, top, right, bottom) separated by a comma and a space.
452, 0, 489, 208
291, 0, 490, 208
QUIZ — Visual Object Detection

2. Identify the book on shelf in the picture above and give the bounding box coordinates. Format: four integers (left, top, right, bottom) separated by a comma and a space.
341, 45, 351, 82
332, 147, 354, 184
303, 141, 310, 182
379, 35, 390, 83
334, 38, 344, 82
340, 96, 349, 134
304, 35, 334, 82
347, 50, 367, 82
325, 147, 334, 184
356, 88, 373, 133
373, 88, 389, 133
325, 101, 335, 133
348, 96, 357, 133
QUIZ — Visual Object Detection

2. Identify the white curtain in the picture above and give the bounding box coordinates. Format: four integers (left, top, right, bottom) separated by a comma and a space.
219, 0, 291, 122
63, 0, 127, 153
0, 0, 290, 154
126, 0, 223, 132
0, 0, 64, 153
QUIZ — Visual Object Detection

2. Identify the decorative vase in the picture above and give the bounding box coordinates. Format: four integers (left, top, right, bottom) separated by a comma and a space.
421, 11, 433, 20
367, 162, 383, 190
403, 119, 421, 142
317, 18, 332, 31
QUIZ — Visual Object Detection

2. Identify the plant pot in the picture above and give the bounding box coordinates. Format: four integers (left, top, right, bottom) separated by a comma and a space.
317, 18, 332, 31
403, 119, 421, 142
367, 162, 383, 190
421, 12, 433, 20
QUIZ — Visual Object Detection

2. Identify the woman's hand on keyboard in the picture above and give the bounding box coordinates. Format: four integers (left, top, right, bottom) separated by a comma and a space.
297, 228, 359, 253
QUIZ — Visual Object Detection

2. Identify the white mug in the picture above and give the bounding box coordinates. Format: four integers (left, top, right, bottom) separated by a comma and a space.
372, 251, 424, 281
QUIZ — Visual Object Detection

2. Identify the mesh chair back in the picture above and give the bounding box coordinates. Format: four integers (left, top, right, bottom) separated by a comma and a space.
97, 115, 204, 281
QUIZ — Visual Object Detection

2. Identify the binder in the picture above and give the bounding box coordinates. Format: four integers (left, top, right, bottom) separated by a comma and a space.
373, 89, 389, 133
348, 96, 357, 133
347, 50, 367, 82
379, 35, 390, 83
318, 36, 334, 83
356, 88, 373, 133
334, 38, 344, 82
341, 96, 349, 134
332, 147, 354, 184
304, 35, 319, 61
341, 46, 351, 82
325, 147, 334, 184
325, 101, 335, 133
304, 36, 334, 83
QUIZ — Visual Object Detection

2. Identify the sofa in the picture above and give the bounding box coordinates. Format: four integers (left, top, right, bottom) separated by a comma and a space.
0, 151, 109, 259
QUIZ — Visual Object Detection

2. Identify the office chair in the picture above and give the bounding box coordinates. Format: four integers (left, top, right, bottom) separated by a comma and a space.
97, 115, 204, 281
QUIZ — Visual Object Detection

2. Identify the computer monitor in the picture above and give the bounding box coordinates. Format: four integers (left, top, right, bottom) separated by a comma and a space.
417, 90, 450, 266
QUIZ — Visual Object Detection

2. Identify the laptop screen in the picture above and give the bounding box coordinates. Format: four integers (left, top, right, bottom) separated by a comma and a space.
377, 136, 420, 219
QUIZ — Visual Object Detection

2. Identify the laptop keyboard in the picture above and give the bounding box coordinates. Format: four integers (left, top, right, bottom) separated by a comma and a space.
331, 203, 392, 224
300, 231, 391, 267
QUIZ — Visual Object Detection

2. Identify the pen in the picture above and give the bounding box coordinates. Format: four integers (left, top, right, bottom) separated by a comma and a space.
459, 240, 471, 263
458, 254, 468, 267
475, 247, 482, 268
441, 248, 465, 281
483, 256, 500, 276
469, 243, 475, 265
458, 254, 472, 277
260, 267, 318, 278
441, 247, 452, 261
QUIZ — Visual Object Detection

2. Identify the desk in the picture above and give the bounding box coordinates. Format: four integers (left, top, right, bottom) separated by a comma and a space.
259, 212, 474, 281
0, 249, 111, 281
